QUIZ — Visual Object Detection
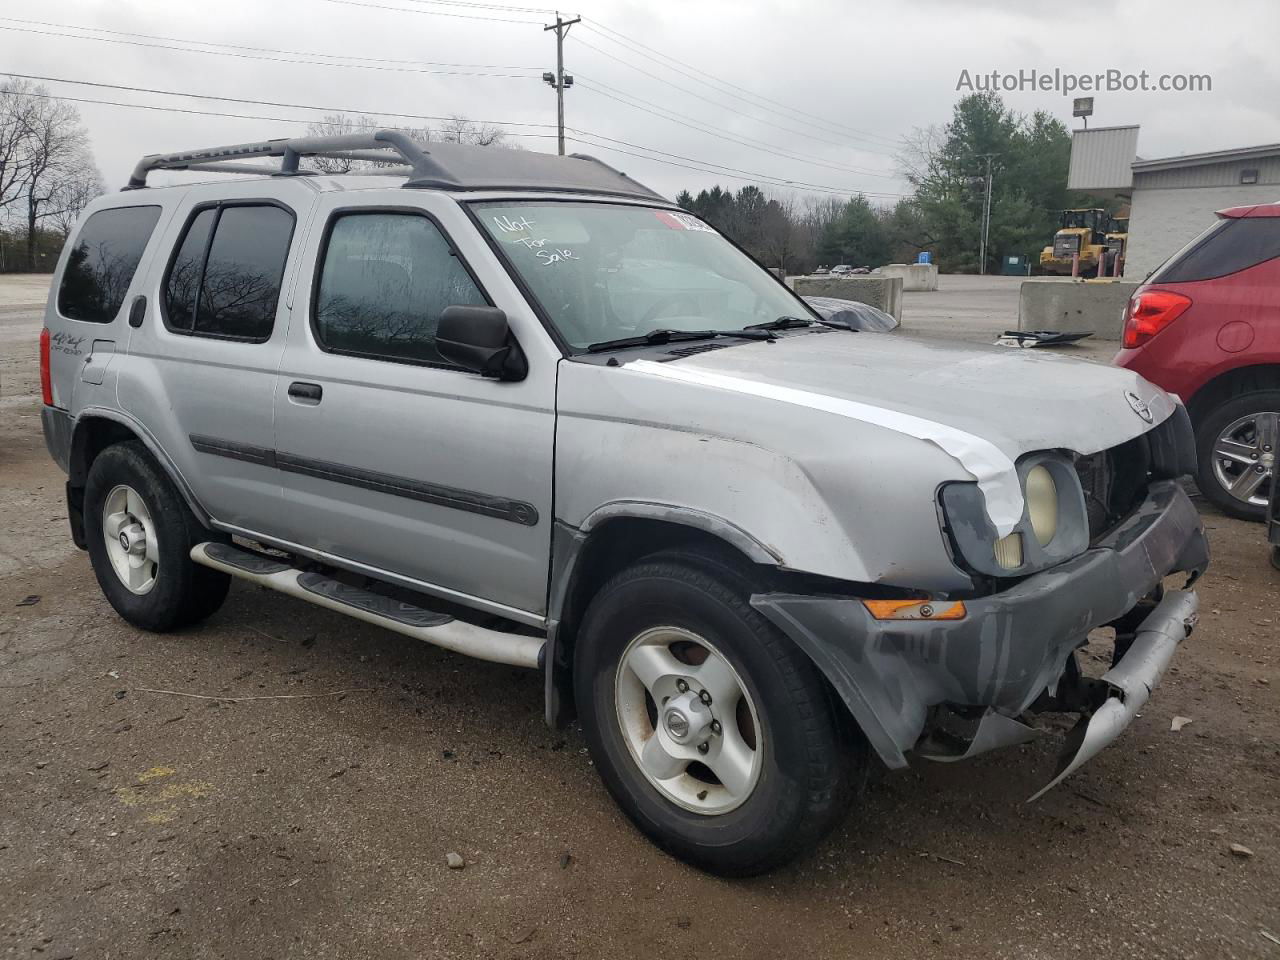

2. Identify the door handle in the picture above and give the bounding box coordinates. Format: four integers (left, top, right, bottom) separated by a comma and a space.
288, 381, 323, 403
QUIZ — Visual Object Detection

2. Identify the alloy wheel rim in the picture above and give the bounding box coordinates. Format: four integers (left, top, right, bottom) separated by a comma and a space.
614, 626, 763, 815
101, 484, 159, 595
1211, 411, 1278, 508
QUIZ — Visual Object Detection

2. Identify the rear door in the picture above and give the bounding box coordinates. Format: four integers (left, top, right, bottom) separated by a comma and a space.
271, 190, 556, 622
118, 180, 316, 535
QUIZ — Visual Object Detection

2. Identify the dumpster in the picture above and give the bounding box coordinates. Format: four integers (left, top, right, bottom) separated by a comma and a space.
1002, 254, 1030, 276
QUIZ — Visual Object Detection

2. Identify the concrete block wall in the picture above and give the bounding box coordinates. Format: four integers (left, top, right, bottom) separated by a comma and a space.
790, 276, 904, 320
876, 263, 938, 292
1018, 279, 1138, 341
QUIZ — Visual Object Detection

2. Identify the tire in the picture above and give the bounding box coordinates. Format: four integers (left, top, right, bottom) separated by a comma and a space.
84, 441, 230, 631
574, 551, 864, 876
1194, 390, 1280, 522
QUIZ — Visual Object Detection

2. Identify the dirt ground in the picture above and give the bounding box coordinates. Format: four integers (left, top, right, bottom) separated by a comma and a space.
1, 275, 1277, 960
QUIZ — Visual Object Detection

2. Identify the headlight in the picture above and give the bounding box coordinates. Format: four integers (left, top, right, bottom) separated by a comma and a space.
1025, 465, 1058, 545
938, 454, 1089, 578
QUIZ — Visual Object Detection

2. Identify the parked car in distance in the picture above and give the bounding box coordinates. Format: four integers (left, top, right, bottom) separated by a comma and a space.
828, 264, 853, 275
42, 131, 1208, 876
1115, 202, 1280, 520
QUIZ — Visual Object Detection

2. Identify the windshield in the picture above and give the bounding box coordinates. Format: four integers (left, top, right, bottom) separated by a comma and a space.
474, 201, 815, 349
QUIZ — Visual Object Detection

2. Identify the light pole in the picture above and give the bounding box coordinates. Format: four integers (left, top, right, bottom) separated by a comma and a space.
544, 13, 581, 156
975, 153, 997, 275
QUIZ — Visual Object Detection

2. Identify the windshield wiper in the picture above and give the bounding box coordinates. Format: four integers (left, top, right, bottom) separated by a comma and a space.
587, 327, 778, 353
745, 315, 817, 331
587, 328, 722, 353
746, 314, 857, 333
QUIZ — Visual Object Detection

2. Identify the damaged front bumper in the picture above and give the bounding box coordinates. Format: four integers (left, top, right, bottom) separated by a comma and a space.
751, 479, 1209, 797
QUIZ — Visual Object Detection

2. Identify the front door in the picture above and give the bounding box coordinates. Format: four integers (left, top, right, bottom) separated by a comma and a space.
271, 192, 556, 622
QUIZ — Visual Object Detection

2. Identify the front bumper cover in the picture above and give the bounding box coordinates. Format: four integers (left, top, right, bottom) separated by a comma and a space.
751, 479, 1209, 793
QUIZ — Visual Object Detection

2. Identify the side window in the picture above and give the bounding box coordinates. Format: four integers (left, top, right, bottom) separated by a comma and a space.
1154, 217, 1280, 283
162, 203, 295, 341
163, 208, 215, 331
57, 206, 162, 323
313, 212, 487, 366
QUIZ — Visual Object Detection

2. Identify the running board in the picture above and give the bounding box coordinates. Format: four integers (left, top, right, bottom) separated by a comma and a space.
191, 542, 544, 669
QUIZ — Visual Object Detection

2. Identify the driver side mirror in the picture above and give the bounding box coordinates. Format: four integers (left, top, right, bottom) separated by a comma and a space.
437, 305, 527, 381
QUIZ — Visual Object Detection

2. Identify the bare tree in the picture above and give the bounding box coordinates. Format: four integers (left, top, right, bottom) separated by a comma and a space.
435, 115, 510, 148
0, 79, 40, 214
49, 155, 105, 237
18, 92, 87, 268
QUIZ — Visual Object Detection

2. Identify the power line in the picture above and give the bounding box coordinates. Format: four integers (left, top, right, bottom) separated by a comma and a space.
567, 135, 902, 199
567, 130, 906, 198
319, 0, 542, 24
0, 16, 543, 70
0, 23, 536, 78
571, 30, 896, 155
4, 87, 559, 141
396, 0, 556, 13
583, 18, 902, 149
574, 77, 901, 181
1, 75, 900, 199
0, 72, 559, 132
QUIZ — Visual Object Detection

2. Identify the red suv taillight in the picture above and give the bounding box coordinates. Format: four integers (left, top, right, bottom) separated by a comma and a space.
1122, 290, 1192, 348
39, 328, 53, 406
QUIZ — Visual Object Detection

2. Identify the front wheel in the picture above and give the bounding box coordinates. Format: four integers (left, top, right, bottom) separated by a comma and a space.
574, 552, 864, 876
1195, 390, 1280, 521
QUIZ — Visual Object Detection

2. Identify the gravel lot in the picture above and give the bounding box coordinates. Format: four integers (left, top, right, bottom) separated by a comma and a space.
2, 274, 1277, 959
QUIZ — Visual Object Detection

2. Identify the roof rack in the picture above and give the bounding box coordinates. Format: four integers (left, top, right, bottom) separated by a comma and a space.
124, 129, 666, 201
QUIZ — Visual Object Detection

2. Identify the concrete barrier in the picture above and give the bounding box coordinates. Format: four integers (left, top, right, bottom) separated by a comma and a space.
790, 275, 904, 321
877, 262, 938, 292
1018, 279, 1138, 341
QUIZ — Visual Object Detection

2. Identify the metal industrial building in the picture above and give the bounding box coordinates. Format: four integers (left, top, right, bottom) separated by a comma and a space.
1067, 126, 1280, 279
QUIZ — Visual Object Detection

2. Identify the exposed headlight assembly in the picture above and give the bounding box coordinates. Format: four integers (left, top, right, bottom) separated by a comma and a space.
939, 453, 1089, 578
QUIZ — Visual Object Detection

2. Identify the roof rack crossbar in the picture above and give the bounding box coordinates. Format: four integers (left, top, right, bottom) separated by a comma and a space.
122, 129, 664, 200
125, 130, 456, 189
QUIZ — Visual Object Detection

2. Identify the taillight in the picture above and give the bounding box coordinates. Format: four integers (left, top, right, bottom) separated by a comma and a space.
39, 328, 54, 406
1122, 290, 1192, 348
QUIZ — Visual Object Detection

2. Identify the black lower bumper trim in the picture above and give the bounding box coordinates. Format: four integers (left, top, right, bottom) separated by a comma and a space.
752, 480, 1209, 770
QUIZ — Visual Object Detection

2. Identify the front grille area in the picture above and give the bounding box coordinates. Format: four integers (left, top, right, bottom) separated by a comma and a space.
1074, 435, 1151, 541
1075, 450, 1114, 538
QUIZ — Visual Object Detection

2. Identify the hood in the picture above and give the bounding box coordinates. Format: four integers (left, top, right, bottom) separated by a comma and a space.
624, 331, 1175, 537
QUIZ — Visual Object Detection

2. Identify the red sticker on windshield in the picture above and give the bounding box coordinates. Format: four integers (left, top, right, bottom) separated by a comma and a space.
654, 211, 716, 232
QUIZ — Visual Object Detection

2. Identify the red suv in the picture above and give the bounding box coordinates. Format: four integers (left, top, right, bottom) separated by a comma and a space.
1115, 202, 1280, 520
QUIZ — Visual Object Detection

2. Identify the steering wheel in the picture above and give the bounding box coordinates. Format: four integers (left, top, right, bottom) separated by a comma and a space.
639, 293, 702, 327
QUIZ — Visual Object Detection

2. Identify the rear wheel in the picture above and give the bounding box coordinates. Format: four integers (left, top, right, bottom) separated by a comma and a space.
84, 442, 230, 631
1195, 390, 1280, 521
574, 551, 864, 876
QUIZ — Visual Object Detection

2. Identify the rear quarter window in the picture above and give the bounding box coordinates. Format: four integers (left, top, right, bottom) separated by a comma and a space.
1153, 217, 1280, 283
56, 206, 162, 323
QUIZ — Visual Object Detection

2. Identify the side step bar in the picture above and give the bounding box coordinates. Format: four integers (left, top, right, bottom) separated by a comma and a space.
191, 542, 544, 669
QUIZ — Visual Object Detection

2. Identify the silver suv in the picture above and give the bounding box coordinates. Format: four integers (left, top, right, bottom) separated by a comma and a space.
40, 131, 1208, 875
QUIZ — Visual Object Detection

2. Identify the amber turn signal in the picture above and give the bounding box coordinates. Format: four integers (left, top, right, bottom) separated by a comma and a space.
861, 599, 967, 621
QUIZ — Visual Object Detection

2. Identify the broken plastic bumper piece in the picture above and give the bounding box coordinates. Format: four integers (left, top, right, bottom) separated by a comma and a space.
1029, 588, 1198, 801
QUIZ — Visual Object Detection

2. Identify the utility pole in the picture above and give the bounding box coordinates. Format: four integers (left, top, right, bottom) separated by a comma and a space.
976, 153, 997, 275
543, 12, 581, 156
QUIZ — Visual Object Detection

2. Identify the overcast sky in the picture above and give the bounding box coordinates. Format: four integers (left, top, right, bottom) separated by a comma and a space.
3, 0, 1278, 203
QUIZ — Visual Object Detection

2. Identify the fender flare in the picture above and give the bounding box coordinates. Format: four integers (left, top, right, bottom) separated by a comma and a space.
70, 406, 213, 528
543, 502, 783, 728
